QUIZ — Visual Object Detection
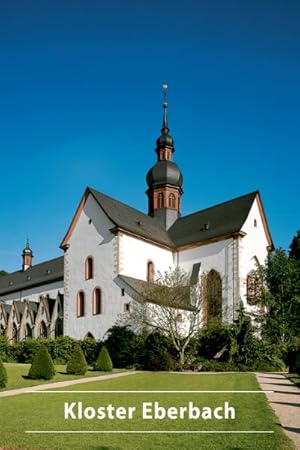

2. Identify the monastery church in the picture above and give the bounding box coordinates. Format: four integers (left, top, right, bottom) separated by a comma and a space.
0, 92, 273, 342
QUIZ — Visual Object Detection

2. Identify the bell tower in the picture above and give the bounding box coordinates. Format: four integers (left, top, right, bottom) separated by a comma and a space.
146, 84, 183, 229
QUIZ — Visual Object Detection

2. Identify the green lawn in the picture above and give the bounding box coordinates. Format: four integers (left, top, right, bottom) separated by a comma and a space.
1, 363, 124, 390
0, 372, 294, 449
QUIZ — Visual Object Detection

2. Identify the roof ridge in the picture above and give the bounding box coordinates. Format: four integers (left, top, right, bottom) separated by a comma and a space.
177, 190, 258, 222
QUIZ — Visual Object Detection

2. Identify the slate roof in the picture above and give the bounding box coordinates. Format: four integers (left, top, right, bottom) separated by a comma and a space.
117, 274, 194, 311
168, 191, 258, 247
0, 256, 64, 296
89, 188, 260, 249
89, 188, 175, 248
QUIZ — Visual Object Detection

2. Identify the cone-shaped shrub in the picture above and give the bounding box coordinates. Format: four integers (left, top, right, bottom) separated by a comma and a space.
28, 344, 55, 380
66, 344, 88, 375
94, 345, 113, 371
0, 357, 7, 387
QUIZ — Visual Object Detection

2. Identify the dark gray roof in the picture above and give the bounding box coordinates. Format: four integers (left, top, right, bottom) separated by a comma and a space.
0, 256, 64, 296
89, 188, 174, 248
89, 188, 259, 250
169, 191, 258, 247
118, 274, 194, 311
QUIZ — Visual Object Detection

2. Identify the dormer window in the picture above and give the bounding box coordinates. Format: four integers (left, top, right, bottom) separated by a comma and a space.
85, 256, 94, 280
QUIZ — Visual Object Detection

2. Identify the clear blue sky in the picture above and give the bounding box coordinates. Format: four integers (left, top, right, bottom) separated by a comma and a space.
1, 0, 299, 273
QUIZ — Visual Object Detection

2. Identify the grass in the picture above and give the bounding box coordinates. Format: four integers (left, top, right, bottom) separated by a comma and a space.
284, 372, 300, 387
0, 372, 294, 449
1, 363, 124, 391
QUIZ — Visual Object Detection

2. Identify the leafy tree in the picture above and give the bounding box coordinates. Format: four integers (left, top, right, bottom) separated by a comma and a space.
289, 230, 300, 263
255, 248, 300, 350
66, 344, 88, 375
0, 270, 8, 277
94, 346, 113, 371
28, 344, 55, 380
125, 267, 204, 368
0, 357, 7, 387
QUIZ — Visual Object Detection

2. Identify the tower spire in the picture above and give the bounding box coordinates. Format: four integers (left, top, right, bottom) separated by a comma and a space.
146, 84, 183, 229
162, 83, 169, 131
22, 238, 33, 271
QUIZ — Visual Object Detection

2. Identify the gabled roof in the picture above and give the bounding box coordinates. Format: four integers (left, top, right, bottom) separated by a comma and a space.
61, 187, 272, 252
60, 187, 174, 249
169, 191, 259, 248
0, 256, 64, 296
117, 274, 194, 311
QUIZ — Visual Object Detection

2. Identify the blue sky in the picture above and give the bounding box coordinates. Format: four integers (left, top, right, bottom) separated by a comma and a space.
0, 0, 299, 272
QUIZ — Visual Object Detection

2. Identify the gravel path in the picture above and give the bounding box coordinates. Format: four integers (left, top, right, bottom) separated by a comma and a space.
256, 372, 300, 449
0, 371, 136, 398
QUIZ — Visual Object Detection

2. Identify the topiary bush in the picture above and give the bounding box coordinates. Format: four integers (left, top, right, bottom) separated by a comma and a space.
0, 357, 7, 387
28, 344, 55, 380
94, 346, 113, 371
66, 344, 88, 375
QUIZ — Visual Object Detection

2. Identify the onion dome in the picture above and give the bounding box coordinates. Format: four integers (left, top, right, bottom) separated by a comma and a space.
146, 160, 183, 188
22, 238, 33, 256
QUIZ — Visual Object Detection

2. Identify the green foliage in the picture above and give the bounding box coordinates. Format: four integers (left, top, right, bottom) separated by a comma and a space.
196, 323, 232, 360
94, 346, 113, 371
66, 344, 88, 375
256, 249, 300, 346
137, 331, 177, 370
49, 336, 76, 364
289, 230, 300, 262
0, 357, 7, 387
0, 270, 8, 276
0, 335, 9, 361
78, 338, 101, 365
14, 339, 45, 363
104, 326, 138, 368
28, 345, 55, 380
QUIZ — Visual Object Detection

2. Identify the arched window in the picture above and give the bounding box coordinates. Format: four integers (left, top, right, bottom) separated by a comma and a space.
157, 192, 164, 209
85, 256, 94, 280
25, 324, 32, 339
147, 261, 155, 282
168, 193, 176, 208
40, 321, 47, 338
77, 291, 85, 317
93, 288, 102, 315
85, 332, 95, 339
205, 270, 222, 325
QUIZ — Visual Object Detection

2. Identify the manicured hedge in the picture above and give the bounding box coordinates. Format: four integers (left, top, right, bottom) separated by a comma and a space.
28, 345, 55, 380
94, 346, 113, 371
66, 344, 88, 375
0, 357, 7, 387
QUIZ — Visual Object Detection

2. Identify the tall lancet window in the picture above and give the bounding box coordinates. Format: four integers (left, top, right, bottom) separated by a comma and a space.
147, 261, 155, 282
157, 192, 164, 208
77, 291, 85, 317
85, 256, 94, 280
168, 193, 176, 208
93, 288, 102, 315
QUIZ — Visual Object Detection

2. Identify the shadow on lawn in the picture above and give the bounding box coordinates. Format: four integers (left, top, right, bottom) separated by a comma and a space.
282, 426, 300, 435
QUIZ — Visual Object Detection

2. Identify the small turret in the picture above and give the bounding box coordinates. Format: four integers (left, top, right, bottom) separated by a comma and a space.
22, 239, 33, 271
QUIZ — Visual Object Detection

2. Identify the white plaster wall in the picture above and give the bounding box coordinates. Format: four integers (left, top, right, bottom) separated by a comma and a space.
239, 198, 270, 311
0, 280, 64, 304
119, 234, 175, 280
64, 194, 133, 340
178, 238, 237, 323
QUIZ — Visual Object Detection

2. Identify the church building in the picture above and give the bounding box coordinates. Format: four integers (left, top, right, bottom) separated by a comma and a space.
0, 89, 273, 342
